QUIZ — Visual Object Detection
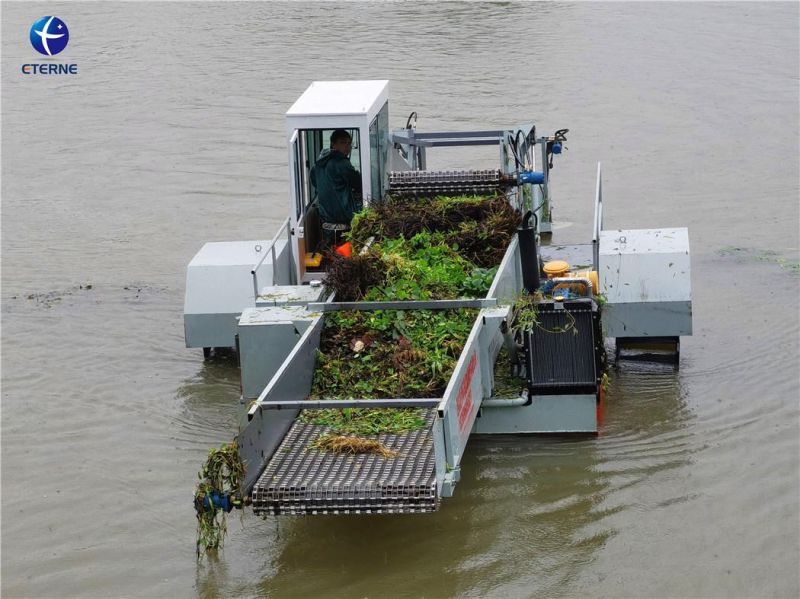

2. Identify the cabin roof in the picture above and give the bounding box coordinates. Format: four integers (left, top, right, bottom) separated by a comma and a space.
286, 80, 389, 116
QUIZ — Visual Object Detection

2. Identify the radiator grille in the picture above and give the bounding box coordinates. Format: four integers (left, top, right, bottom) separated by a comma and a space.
523, 299, 599, 393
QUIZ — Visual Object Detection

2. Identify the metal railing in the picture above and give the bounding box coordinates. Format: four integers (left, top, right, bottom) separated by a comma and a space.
251, 217, 294, 301
592, 162, 603, 270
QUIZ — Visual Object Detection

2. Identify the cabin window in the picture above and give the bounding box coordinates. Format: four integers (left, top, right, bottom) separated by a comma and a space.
292, 132, 302, 220
302, 128, 361, 213
369, 101, 389, 201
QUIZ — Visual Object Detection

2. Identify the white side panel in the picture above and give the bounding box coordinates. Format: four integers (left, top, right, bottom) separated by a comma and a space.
599, 228, 691, 304
185, 240, 284, 314
473, 394, 597, 434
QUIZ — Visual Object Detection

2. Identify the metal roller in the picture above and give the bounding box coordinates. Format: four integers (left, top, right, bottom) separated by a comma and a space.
388, 169, 505, 197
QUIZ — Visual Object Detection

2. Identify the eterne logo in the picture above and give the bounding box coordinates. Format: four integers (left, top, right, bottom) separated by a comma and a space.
22, 16, 78, 76
30, 16, 69, 56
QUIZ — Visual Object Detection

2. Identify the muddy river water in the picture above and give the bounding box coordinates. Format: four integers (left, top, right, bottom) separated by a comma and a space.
2, 2, 798, 597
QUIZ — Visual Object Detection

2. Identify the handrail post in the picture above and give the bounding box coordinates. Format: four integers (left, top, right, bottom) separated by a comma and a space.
250, 217, 292, 302
270, 243, 276, 282
286, 220, 296, 285
592, 162, 603, 270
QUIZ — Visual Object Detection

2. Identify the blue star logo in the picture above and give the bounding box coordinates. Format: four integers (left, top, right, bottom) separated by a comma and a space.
30, 16, 70, 56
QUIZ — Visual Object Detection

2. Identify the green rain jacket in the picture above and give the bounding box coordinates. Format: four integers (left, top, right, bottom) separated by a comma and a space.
310, 148, 363, 225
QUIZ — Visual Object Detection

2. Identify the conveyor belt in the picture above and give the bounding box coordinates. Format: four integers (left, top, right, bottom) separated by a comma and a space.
251, 409, 438, 515
388, 169, 505, 197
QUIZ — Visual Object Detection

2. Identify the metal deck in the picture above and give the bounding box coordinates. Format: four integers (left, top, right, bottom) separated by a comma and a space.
251, 409, 438, 515
540, 243, 594, 270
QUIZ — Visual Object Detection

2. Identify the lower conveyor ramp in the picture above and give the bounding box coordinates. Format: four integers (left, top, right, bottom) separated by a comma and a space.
251, 409, 438, 515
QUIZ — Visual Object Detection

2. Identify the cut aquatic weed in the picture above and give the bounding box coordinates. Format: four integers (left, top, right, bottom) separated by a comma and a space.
315, 194, 519, 437
309, 309, 476, 400
301, 309, 474, 435
310, 434, 400, 458
325, 250, 388, 301
300, 406, 427, 435
348, 194, 520, 268
327, 230, 499, 302
194, 441, 244, 559
511, 292, 578, 335
460, 266, 499, 297
365, 232, 478, 301
492, 346, 525, 397
510, 293, 540, 334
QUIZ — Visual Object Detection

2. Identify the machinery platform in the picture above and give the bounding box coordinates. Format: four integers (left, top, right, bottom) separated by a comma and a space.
539, 243, 594, 270
251, 409, 438, 515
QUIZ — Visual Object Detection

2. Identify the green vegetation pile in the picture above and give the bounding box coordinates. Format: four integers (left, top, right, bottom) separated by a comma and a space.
348, 194, 519, 268
326, 232, 500, 302
325, 195, 520, 301
306, 194, 519, 445
300, 308, 475, 435
323, 251, 387, 302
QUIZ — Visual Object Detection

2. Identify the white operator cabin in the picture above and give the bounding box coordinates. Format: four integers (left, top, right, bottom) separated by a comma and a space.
286, 80, 390, 282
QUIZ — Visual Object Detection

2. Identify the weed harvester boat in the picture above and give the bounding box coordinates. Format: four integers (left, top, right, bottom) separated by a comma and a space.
185, 81, 692, 517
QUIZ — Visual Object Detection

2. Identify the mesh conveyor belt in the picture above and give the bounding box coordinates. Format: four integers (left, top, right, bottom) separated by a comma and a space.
388, 169, 504, 197
251, 409, 438, 515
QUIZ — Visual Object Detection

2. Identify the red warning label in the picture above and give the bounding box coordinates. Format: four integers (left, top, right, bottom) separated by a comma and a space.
456, 353, 478, 435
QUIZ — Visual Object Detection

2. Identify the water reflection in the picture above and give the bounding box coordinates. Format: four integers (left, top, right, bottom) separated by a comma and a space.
595, 360, 695, 492
174, 352, 243, 446
195, 557, 229, 599
257, 507, 476, 598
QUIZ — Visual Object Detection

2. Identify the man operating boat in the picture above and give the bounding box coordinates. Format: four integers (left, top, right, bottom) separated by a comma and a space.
310, 129, 363, 248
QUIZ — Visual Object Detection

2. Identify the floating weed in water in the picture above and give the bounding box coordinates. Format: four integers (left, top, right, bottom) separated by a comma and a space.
310, 434, 399, 458
782, 261, 800, 273
194, 441, 244, 559
718, 246, 800, 273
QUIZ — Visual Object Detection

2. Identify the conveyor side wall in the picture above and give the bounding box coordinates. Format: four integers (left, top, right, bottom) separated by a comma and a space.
433, 238, 522, 495
487, 236, 522, 304
239, 315, 323, 493
436, 307, 508, 496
